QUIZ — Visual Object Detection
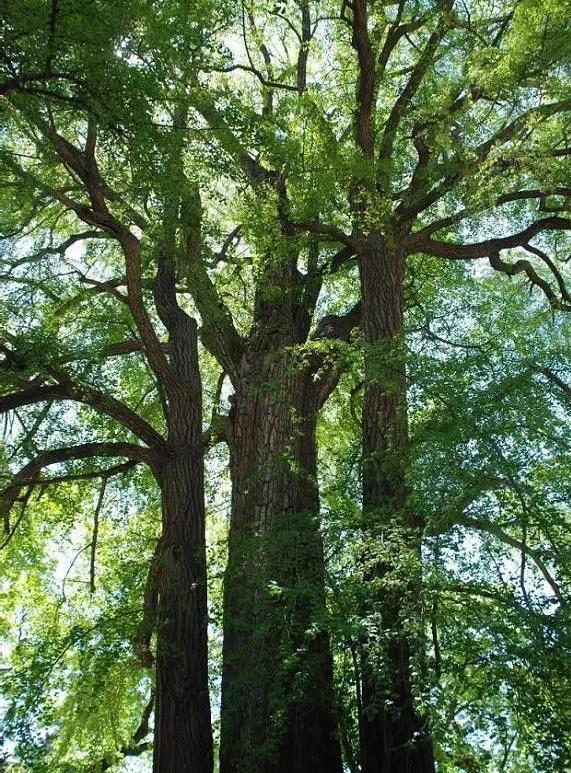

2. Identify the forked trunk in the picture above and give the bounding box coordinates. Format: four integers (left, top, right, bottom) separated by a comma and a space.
357, 233, 434, 773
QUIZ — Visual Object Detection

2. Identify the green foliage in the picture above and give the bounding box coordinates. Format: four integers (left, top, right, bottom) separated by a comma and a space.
0, 0, 570, 770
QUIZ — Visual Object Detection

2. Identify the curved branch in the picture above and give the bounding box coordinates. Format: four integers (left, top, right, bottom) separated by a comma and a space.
2, 460, 138, 487
291, 219, 355, 247
378, 5, 452, 189
1, 442, 149, 539
1, 230, 106, 272
12, 118, 173, 387
454, 515, 564, 603
523, 244, 571, 304
409, 218, 571, 309
488, 251, 571, 311
403, 101, 571, 218
0, 381, 165, 448
208, 63, 298, 93
412, 189, 571, 238
407, 216, 571, 259
312, 302, 361, 407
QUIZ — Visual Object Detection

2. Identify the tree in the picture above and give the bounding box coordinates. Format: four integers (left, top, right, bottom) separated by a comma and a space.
189, 0, 569, 769
0, 1, 229, 769
1, 0, 570, 771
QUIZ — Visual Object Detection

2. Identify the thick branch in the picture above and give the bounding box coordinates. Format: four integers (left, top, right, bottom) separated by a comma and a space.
3, 460, 138, 487
402, 99, 571, 219
0, 380, 164, 448
133, 538, 162, 668
189, 83, 267, 186
180, 193, 244, 383
378, 6, 452, 189
350, 0, 375, 157
408, 217, 571, 259
312, 302, 361, 407
297, 1, 311, 95
533, 365, 571, 397
488, 251, 571, 311
291, 219, 355, 247
16, 117, 173, 386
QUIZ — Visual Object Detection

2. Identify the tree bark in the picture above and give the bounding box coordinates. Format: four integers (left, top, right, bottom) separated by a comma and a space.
152, 285, 213, 771
357, 232, 434, 773
219, 258, 342, 773
153, 447, 213, 773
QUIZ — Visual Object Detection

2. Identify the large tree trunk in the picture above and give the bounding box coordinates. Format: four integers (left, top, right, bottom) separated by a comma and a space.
219, 264, 342, 771
357, 233, 434, 773
152, 310, 213, 772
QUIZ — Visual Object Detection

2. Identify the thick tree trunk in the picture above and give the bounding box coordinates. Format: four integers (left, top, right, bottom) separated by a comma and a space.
357, 233, 434, 773
152, 312, 213, 773
219, 346, 342, 773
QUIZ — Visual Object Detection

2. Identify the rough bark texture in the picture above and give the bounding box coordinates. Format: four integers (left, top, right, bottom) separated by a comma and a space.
153, 448, 213, 773
357, 233, 434, 773
219, 253, 342, 773
153, 256, 213, 773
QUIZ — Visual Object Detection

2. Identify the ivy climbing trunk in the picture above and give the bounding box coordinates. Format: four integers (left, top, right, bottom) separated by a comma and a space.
357, 232, 434, 773
219, 256, 342, 773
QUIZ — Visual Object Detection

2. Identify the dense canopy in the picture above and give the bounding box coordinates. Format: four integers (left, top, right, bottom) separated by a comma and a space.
0, 0, 570, 771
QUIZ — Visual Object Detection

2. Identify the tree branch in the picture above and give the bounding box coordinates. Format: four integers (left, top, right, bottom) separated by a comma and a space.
350, 0, 375, 157
89, 475, 107, 593
377, 4, 452, 190
454, 515, 564, 603
488, 251, 571, 311
180, 191, 244, 384
312, 302, 361, 407
408, 216, 571, 259
1, 460, 138, 487
0, 380, 165, 449
290, 219, 355, 247
14, 117, 174, 387
1, 442, 149, 540
189, 82, 268, 186
533, 365, 571, 397
100, 691, 155, 769
402, 100, 571, 218
133, 538, 162, 668
1, 230, 105, 272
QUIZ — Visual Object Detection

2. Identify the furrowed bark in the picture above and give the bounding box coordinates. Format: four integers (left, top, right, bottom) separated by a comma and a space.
219, 252, 342, 773
220, 358, 342, 773
152, 227, 213, 772
153, 427, 212, 773
9, 97, 214, 771
357, 233, 434, 773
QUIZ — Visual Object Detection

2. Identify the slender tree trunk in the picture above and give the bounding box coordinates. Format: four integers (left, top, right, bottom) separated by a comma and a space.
219, 345, 342, 773
357, 233, 434, 773
152, 309, 213, 772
